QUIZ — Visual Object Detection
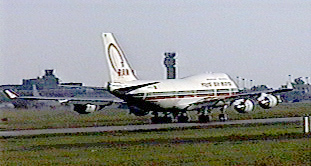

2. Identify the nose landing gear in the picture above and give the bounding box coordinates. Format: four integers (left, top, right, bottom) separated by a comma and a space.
219, 105, 228, 122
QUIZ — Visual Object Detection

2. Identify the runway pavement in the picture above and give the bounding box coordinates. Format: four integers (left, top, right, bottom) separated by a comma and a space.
0, 117, 302, 137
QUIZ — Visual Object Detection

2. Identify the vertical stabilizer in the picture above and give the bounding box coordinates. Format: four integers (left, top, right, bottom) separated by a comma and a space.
102, 33, 137, 83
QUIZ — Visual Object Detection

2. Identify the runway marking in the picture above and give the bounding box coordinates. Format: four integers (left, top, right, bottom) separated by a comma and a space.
0, 117, 302, 137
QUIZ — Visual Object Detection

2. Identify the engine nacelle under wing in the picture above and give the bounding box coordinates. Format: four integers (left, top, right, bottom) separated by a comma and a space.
257, 93, 278, 109
232, 99, 255, 113
73, 104, 98, 114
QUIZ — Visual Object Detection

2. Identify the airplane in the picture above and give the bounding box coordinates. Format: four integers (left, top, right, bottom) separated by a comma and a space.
101, 33, 292, 123
3, 33, 292, 123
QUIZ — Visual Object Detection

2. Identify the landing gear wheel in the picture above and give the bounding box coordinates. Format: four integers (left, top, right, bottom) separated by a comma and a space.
177, 112, 189, 123
219, 113, 228, 121
198, 115, 212, 123
177, 115, 189, 123
151, 116, 160, 124
162, 116, 173, 123
198, 107, 212, 123
151, 112, 173, 124
219, 104, 228, 122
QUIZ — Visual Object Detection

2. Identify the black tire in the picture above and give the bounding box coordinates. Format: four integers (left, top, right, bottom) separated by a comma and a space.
219, 114, 228, 121
177, 115, 189, 123
198, 115, 211, 123
151, 117, 160, 124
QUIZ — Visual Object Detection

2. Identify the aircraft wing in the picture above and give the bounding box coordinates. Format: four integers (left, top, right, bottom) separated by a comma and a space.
186, 87, 293, 111
235, 88, 293, 98
3, 89, 123, 105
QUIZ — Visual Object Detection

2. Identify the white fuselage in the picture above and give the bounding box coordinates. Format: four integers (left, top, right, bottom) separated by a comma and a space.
109, 73, 239, 110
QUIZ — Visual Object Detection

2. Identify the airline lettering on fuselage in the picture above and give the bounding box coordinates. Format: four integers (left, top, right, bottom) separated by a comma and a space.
201, 82, 232, 87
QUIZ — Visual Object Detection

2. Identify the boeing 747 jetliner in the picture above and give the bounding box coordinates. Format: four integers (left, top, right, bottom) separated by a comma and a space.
101, 33, 292, 123
4, 33, 292, 123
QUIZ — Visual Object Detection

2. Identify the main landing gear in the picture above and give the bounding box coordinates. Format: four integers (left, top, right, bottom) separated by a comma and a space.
198, 107, 212, 123
176, 111, 190, 123
151, 111, 190, 124
151, 112, 173, 124
198, 105, 229, 123
149, 105, 229, 124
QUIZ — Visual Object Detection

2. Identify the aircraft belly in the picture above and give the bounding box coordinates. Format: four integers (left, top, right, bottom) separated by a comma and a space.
148, 97, 203, 110
151, 98, 180, 108
176, 97, 203, 109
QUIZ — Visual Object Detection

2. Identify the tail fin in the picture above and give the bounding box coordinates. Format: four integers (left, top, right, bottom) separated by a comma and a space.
102, 33, 137, 83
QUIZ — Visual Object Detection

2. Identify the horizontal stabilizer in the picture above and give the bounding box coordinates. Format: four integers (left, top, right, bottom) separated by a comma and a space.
3, 89, 19, 99
112, 82, 159, 95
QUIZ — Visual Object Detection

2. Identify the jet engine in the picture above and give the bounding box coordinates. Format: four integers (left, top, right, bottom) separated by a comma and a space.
73, 104, 98, 114
232, 99, 255, 113
257, 93, 278, 109
128, 106, 149, 116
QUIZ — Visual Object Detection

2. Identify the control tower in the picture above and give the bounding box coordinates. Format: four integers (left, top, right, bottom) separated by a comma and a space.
164, 52, 177, 79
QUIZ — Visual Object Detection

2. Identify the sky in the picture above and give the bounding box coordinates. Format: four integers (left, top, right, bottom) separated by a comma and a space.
0, 0, 310, 89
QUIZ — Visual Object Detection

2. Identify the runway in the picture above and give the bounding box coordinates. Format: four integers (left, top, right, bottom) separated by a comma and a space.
0, 117, 302, 137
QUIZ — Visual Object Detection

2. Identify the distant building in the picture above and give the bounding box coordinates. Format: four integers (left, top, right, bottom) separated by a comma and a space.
281, 78, 311, 102
239, 78, 311, 103
22, 69, 59, 90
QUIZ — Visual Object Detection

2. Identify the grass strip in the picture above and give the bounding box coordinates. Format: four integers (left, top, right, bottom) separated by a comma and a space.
1, 123, 310, 165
